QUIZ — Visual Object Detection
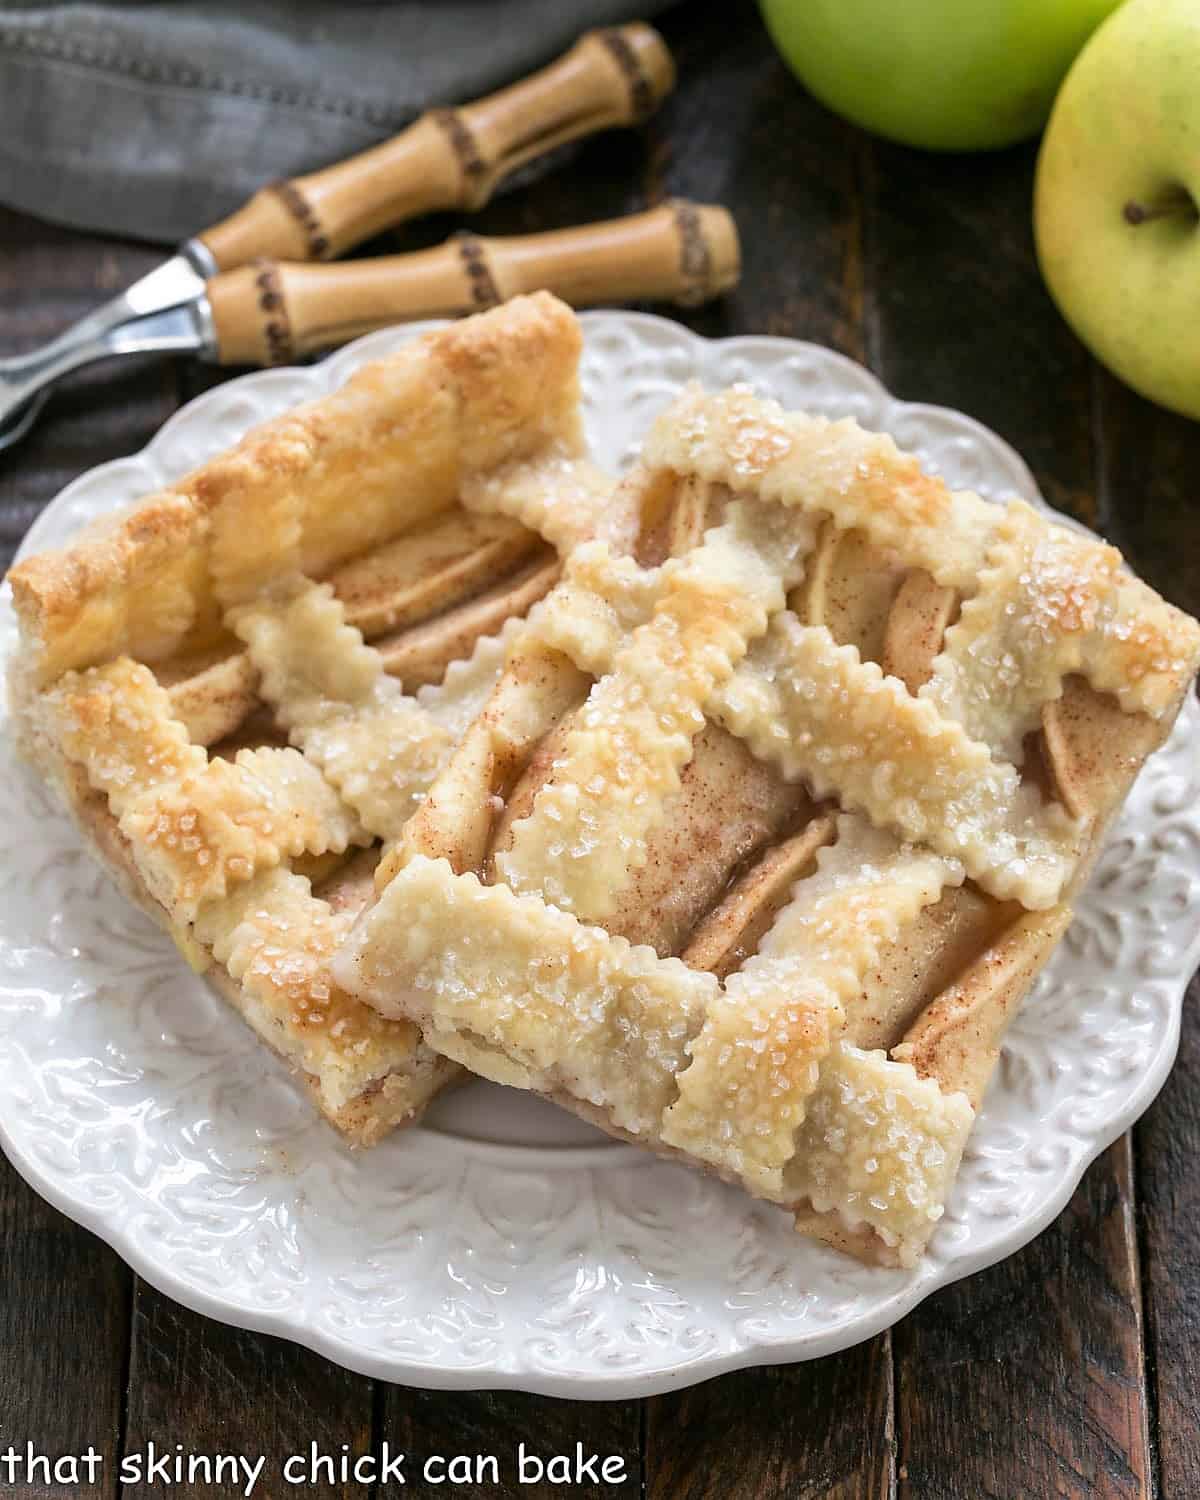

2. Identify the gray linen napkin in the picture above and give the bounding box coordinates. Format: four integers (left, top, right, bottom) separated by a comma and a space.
0, 1, 670, 244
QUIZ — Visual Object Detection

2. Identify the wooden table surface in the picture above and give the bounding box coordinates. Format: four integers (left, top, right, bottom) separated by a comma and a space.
2, 5, 1198, 1497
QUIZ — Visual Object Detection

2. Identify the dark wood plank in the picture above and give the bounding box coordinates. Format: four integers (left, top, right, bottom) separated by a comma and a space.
120, 1282, 374, 1499
1094, 370, 1200, 620
864, 113, 1154, 1500
894, 1138, 1151, 1499
651, 0, 866, 353
1134, 891, 1200, 1500
864, 138, 1097, 529
381, 1389, 641, 1496
0, 1154, 130, 1500
646, 1343, 894, 1500
1090, 274, 1200, 1500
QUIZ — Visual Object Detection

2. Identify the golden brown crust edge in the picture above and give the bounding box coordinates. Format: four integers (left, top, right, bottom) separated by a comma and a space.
9, 291, 583, 689
8, 659, 448, 1148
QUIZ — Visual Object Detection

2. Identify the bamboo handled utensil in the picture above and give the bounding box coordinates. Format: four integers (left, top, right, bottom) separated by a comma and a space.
207, 201, 739, 365
0, 23, 675, 452
198, 25, 675, 269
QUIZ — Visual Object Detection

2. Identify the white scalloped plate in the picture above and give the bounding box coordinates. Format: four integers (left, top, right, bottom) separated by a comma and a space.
1, 313, 1197, 1399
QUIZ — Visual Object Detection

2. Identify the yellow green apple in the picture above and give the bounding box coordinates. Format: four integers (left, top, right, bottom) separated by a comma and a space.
1035, 0, 1200, 419
759, 0, 1124, 151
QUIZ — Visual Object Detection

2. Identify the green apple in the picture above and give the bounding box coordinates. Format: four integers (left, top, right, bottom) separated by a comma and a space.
759, 0, 1124, 151
1035, 0, 1200, 419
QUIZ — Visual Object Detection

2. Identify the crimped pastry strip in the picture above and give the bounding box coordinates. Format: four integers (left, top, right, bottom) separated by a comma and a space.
493, 500, 816, 921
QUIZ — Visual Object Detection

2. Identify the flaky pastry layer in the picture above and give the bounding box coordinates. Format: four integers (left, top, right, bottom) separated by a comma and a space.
9, 292, 590, 689
8, 296, 618, 1143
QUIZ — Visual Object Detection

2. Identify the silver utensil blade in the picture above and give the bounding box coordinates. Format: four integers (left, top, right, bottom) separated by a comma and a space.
0, 242, 218, 452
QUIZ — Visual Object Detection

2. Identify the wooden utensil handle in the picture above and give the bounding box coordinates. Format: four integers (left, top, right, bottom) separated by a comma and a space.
207, 201, 739, 366
197, 24, 675, 272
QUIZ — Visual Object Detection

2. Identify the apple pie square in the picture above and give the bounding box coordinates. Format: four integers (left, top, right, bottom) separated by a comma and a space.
337, 382, 1200, 1263
6, 293, 630, 1145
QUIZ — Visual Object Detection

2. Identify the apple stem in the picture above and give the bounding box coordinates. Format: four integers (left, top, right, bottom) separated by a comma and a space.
1123, 190, 1198, 227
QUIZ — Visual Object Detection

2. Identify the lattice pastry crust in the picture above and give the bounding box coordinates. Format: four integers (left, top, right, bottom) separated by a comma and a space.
8, 295, 631, 1144
338, 385, 1200, 1263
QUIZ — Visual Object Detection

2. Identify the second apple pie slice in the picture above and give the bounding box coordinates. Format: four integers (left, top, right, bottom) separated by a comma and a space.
336, 384, 1200, 1262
